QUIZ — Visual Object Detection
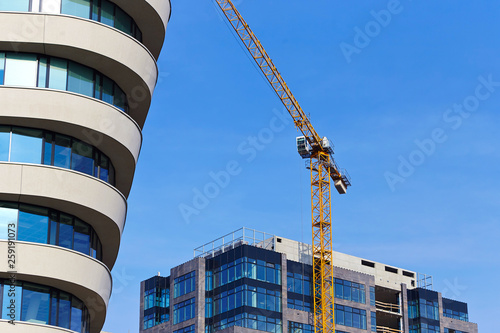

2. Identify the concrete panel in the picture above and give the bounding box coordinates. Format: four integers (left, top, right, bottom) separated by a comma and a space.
0, 163, 125, 270
0, 241, 111, 333
0, 86, 142, 197
0, 320, 76, 332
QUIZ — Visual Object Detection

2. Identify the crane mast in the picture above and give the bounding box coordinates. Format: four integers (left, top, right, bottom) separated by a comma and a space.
214, 2, 351, 333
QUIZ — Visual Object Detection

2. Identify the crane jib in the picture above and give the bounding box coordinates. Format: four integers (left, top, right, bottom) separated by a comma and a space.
214, 1, 352, 333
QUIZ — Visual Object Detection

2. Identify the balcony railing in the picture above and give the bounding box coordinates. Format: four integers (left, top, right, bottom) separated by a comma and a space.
375, 300, 400, 314
376, 326, 402, 333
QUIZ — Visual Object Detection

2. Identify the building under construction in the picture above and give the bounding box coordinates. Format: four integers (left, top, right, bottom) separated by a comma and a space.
139, 228, 478, 333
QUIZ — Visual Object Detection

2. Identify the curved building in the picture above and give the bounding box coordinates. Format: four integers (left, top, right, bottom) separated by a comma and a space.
0, 1, 170, 332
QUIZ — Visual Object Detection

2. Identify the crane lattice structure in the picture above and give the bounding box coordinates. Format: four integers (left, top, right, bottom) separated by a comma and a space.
213, 2, 352, 333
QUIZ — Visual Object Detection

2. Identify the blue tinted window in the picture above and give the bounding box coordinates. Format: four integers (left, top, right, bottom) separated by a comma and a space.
73, 220, 90, 255
0, 204, 18, 240
71, 298, 83, 332
10, 128, 42, 164
38, 57, 48, 87
94, 73, 102, 99
68, 62, 94, 97
4, 53, 37, 87
50, 291, 58, 326
174, 271, 196, 298
113, 83, 127, 111
49, 219, 58, 245
0, 52, 5, 85
102, 76, 113, 104
18, 206, 49, 243
335, 304, 367, 330
61, 0, 90, 19
2, 283, 21, 321
114, 6, 132, 35
71, 141, 94, 175
21, 283, 50, 324
0, 125, 10, 161
91, 1, 99, 20
98, 155, 110, 182
48, 58, 68, 90
173, 298, 195, 324
0, 0, 30, 11
334, 278, 366, 304
58, 214, 74, 249
43, 133, 53, 165
58, 292, 71, 329
100, 0, 114, 26
53, 135, 71, 168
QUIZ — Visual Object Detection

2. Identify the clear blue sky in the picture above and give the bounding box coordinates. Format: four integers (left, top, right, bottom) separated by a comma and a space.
103, 1, 499, 331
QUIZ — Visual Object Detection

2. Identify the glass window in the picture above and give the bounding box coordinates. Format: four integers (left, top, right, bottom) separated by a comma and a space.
43, 133, 53, 165
71, 141, 94, 175
10, 128, 43, 164
50, 291, 58, 326
0, 204, 18, 240
61, 0, 90, 19
49, 219, 58, 245
113, 83, 127, 111
0, 52, 5, 85
0, 125, 10, 161
102, 76, 113, 104
68, 62, 94, 97
21, 283, 50, 325
53, 134, 71, 168
48, 58, 68, 90
2, 282, 21, 321
70, 298, 83, 332
91, 0, 99, 20
18, 205, 49, 244
100, 0, 114, 26
58, 214, 73, 249
114, 7, 132, 35
58, 292, 71, 329
0, 0, 30, 11
94, 73, 102, 99
97, 155, 110, 182
73, 219, 90, 255
4, 53, 38, 87
38, 57, 48, 87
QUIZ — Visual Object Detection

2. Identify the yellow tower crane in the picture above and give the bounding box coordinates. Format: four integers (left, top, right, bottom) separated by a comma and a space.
213, 1, 352, 333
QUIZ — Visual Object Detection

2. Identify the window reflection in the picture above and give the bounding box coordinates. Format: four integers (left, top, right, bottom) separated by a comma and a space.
0, 0, 142, 41
0, 201, 103, 261
4, 53, 38, 87
0, 0, 30, 11
10, 128, 43, 164
18, 205, 49, 244
0, 125, 115, 185
21, 283, 50, 325
0, 52, 129, 112
0, 280, 91, 333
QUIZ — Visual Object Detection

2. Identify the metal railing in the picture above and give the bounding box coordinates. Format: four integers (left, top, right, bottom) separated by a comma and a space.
193, 227, 276, 258
376, 326, 402, 333
375, 300, 401, 314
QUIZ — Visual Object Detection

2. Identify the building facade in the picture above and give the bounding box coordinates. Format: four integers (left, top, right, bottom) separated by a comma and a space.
0, 0, 170, 332
140, 228, 478, 333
